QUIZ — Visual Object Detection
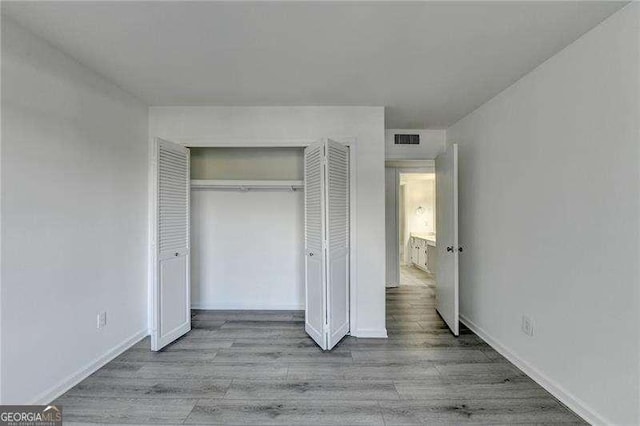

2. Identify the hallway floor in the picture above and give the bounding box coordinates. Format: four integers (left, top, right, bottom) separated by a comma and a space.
400, 264, 435, 287
55, 288, 583, 424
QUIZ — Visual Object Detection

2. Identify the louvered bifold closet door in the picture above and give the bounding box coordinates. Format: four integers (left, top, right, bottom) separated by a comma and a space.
304, 141, 327, 349
325, 139, 350, 349
152, 138, 191, 351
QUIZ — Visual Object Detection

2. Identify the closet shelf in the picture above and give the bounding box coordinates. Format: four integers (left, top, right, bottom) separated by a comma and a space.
191, 179, 304, 191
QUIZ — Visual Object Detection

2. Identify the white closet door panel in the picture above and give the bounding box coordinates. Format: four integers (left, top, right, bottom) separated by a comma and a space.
305, 255, 325, 345
435, 143, 459, 336
304, 141, 326, 349
160, 254, 189, 333
326, 140, 350, 349
327, 251, 349, 346
152, 138, 191, 351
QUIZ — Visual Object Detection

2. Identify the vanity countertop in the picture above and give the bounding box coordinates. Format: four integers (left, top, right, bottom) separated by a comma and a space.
411, 233, 436, 246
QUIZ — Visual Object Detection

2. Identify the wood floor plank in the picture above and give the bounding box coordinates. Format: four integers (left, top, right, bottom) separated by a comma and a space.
213, 348, 353, 363
343, 336, 486, 350
385, 321, 426, 331
220, 320, 305, 329
286, 363, 348, 380
435, 361, 526, 384
131, 336, 234, 351
53, 396, 197, 425
63, 377, 231, 399
185, 399, 385, 425
192, 310, 303, 322
343, 362, 441, 381
113, 349, 219, 363
218, 344, 350, 354
191, 319, 228, 330
231, 337, 322, 348
205, 328, 309, 339
88, 361, 143, 378
394, 376, 551, 400
178, 329, 221, 339
225, 380, 400, 401
351, 348, 490, 363
379, 398, 581, 424
136, 362, 289, 380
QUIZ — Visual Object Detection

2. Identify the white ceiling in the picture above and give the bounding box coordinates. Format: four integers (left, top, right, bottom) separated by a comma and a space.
2, 1, 626, 128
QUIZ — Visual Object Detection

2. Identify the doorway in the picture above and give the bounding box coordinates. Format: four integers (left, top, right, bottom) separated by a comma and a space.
398, 172, 436, 288
385, 148, 459, 336
385, 162, 434, 289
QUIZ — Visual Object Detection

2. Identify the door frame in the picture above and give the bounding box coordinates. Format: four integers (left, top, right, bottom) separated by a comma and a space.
385, 160, 435, 287
148, 137, 358, 336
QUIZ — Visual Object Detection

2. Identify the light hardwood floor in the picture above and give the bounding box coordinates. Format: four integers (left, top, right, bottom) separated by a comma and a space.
55, 285, 584, 425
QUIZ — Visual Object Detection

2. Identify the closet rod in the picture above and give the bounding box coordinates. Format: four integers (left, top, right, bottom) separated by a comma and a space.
191, 179, 304, 191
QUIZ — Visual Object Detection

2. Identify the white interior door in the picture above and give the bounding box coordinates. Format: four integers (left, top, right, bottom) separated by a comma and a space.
151, 138, 191, 351
325, 140, 350, 349
304, 139, 350, 350
435, 143, 459, 336
304, 141, 326, 349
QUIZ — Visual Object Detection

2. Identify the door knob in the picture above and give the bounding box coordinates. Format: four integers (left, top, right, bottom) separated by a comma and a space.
309, 252, 314, 257
446, 246, 454, 252
175, 252, 179, 256
458, 247, 463, 253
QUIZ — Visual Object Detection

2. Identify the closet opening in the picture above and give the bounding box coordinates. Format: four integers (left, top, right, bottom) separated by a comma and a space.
190, 147, 306, 312
149, 138, 356, 352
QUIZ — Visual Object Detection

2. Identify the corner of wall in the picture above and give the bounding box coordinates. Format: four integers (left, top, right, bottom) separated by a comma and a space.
32, 329, 147, 404
459, 315, 610, 425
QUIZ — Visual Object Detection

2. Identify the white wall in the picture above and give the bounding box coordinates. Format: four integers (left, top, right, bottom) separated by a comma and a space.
1, 18, 149, 403
191, 147, 304, 180
149, 106, 387, 337
192, 190, 304, 310
385, 129, 446, 160
447, 5, 639, 425
402, 179, 435, 235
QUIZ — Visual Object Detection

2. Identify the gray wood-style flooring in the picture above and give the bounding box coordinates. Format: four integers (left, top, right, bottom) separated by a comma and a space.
55, 281, 584, 425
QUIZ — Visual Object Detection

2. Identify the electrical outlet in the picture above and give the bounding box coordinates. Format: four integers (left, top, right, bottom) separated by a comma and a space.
97, 312, 107, 329
521, 315, 534, 336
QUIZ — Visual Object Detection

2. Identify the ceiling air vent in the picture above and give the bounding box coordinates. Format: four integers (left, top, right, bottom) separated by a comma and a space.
394, 134, 420, 145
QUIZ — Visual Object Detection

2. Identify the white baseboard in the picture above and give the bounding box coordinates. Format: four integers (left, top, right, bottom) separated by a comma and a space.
31, 328, 148, 405
459, 314, 608, 426
353, 328, 388, 338
192, 303, 304, 311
